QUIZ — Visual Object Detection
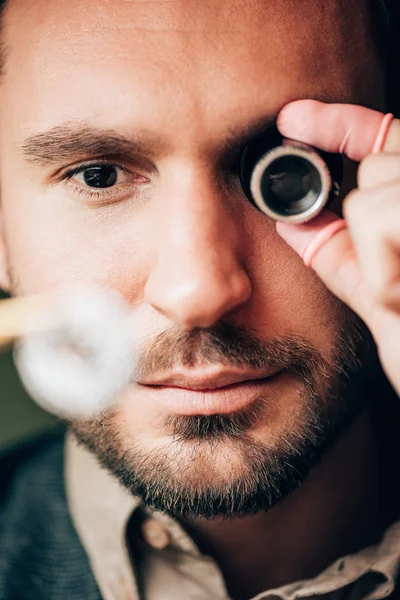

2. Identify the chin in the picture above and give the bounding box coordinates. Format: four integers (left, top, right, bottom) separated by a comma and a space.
69, 356, 368, 518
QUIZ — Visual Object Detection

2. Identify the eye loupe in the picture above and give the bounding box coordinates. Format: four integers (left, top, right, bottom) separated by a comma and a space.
240, 129, 343, 224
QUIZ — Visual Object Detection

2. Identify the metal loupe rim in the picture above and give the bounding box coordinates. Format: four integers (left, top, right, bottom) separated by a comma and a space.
249, 143, 333, 224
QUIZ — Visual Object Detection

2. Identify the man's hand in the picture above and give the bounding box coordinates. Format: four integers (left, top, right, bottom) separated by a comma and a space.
276, 100, 400, 395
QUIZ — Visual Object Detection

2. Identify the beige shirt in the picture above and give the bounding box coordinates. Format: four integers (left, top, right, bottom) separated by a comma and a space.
65, 433, 400, 600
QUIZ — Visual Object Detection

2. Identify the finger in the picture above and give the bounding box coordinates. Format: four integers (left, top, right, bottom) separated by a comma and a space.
344, 182, 400, 311
277, 182, 400, 323
277, 100, 399, 160
276, 100, 400, 325
274, 210, 342, 265
358, 153, 400, 190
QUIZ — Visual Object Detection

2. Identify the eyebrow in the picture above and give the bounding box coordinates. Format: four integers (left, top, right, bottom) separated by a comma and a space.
21, 115, 277, 166
21, 125, 169, 165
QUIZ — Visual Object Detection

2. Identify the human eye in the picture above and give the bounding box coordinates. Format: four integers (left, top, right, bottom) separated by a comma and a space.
59, 161, 149, 204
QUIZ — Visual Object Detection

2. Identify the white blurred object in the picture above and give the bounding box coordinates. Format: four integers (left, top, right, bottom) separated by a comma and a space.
14, 284, 134, 419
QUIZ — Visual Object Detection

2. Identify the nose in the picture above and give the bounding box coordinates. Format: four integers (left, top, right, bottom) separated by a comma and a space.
144, 171, 252, 329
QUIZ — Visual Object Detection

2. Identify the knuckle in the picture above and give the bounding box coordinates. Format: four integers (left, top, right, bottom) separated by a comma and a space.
364, 248, 398, 308
342, 188, 362, 221
374, 282, 394, 308
358, 152, 400, 189
363, 258, 390, 305
358, 153, 380, 187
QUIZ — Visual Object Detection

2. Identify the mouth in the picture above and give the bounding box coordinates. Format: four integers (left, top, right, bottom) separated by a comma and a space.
137, 368, 285, 416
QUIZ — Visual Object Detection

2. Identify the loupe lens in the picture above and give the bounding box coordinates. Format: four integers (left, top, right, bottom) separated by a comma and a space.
260, 155, 322, 217
240, 130, 343, 224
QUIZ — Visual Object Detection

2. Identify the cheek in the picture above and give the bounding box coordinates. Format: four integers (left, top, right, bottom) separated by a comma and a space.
1, 182, 150, 297
241, 212, 351, 353
1, 164, 351, 361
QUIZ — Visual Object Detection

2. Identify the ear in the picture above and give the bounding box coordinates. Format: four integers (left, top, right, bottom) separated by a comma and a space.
0, 220, 11, 293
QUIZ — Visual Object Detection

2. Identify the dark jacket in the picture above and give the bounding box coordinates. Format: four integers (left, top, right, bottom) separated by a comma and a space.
0, 432, 102, 600
1, 431, 400, 600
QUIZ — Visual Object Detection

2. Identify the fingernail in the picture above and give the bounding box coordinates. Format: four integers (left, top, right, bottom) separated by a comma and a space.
276, 211, 339, 260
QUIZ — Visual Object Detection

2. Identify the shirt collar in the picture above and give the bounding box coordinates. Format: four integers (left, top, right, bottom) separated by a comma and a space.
65, 431, 141, 600
65, 431, 400, 600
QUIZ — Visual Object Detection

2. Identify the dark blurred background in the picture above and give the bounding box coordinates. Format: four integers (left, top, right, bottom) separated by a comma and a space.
0, 292, 56, 452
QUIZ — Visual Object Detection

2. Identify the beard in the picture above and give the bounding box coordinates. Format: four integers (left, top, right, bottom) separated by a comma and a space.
70, 316, 376, 519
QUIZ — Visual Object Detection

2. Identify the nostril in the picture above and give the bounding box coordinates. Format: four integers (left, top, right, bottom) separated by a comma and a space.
163, 275, 252, 330
144, 249, 252, 329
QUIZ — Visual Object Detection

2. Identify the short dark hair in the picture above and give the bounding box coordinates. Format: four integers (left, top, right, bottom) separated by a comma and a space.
0, 0, 398, 112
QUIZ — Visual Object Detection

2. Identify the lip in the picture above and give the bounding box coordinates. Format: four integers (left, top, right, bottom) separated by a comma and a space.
137, 368, 285, 416
138, 367, 281, 390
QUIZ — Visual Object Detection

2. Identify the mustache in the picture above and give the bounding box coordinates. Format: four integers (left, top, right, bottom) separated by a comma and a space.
133, 321, 367, 443
134, 321, 328, 381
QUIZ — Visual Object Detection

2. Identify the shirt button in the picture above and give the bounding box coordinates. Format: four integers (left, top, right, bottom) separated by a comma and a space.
142, 519, 170, 550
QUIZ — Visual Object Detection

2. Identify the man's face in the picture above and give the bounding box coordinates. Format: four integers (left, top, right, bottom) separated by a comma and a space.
0, 0, 385, 516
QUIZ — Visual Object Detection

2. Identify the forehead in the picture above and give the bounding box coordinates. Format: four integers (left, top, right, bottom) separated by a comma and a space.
0, 0, 379, 144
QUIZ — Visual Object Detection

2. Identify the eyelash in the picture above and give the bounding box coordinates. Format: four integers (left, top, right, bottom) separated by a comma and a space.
60, 161, 144, 202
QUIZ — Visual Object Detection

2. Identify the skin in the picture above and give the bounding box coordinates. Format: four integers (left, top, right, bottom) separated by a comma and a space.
0, 1, 398, 598
276, 101, 400, 397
